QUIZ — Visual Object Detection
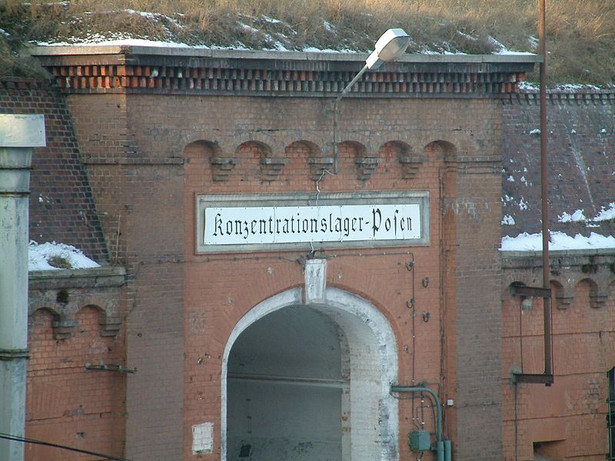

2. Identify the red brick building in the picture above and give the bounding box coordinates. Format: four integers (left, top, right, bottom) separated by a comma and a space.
1, 46, 613, 460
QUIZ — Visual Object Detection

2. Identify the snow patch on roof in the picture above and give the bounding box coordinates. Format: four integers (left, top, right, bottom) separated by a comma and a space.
501, 232, 615, 252
29, 241, 100, 271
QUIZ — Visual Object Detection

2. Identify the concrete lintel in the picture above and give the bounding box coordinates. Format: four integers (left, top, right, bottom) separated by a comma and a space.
0, 114, 46, 148
28, 266, 127, 290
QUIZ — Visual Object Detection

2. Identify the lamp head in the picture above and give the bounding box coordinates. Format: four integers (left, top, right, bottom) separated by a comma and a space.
365, 28, 411, 70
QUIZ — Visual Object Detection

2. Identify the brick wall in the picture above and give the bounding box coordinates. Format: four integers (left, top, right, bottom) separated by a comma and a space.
501, 251, 615, 460
14, 47, 615, 461
175, 93, 504, 460
64, 92, 186, 460
0, 78, 108, 262
26, 305, 125, 460
0, 78, 123, 460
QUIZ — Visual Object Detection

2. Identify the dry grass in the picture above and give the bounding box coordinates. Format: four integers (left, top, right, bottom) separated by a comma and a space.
0, 0, 613, 85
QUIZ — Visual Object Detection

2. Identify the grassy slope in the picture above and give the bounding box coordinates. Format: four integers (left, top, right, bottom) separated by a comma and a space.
0, 0, 614, 86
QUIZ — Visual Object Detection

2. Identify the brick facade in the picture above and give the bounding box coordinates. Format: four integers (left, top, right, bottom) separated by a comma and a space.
1, 46, 613, 460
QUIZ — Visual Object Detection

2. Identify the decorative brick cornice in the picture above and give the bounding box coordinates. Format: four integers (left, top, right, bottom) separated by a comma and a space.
31, 46, 540, 98
29, 266, 127, 339
501, 249, 615, 310
0, 77, 52, 90
508, 91, 615, 105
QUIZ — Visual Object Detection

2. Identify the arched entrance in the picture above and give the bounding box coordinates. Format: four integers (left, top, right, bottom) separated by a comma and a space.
222, 286, 399, 460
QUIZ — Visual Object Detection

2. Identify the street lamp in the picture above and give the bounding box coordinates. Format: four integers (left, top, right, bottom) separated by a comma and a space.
333, 28, 411, 173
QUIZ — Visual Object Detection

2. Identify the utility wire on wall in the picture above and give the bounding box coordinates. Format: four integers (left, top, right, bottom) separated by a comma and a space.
0, 432, 132, 461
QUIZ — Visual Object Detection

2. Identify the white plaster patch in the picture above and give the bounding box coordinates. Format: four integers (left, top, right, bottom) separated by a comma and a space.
304, 258, 327, 304
192, 422, 214, 454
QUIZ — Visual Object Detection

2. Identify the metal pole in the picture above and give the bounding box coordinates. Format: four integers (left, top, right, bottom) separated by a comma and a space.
538, 0, 553, 379
333, 64, 369, 173
0, 114, 45, 461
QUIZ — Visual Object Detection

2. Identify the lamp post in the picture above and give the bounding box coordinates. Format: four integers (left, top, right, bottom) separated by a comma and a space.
333, 28, 411, 173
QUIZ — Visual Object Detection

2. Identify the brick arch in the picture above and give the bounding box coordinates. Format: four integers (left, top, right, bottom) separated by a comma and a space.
286, 139, 321, 156
183, 139, 236, 183
379, 141, 425, 179
339, 140, 367, 157
551, 279, 574, 310
379, 140, 413, 161
183, 140, 222, 158
229, 140, 268, 182
284, 139, 333, 181
30, 305, 61, 319
336, 141, 375, 180
221, 287, 399, 461
235, 140, 273, 157
280, 140, 322, 181
29, 307, 60, 334
423, 140, 458, 162
575, 277, 608, 309
29, 298, 122, 339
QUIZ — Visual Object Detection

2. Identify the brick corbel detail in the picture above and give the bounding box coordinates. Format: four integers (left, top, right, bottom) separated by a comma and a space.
209, 156, 237, 181
52, 316, 78, 340
590, 292, 608, 309
100, 315, 123, 337
555, 293, 574, 310
307, 156, 335, 181
398, 154, 426, 179
260, 156, 289, 181
355, 156, 380, 181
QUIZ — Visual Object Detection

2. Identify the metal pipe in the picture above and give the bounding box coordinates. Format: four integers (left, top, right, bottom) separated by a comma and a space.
538, 0, 553, 380
444, 439, 452, 461
390, 385, 442, 446
333, 64, 369, 174
436, 440, 444, 461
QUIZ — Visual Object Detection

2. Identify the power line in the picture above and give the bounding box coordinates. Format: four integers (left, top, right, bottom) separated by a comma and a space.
0, 432, 132, 461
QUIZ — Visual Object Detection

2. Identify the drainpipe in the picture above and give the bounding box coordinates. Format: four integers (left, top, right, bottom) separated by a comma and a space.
390, 385, 452, 461
538, 0, 553, 380
0, 114, 45, 461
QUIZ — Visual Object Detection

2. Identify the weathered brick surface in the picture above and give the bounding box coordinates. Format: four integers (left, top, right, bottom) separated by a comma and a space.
501, 251, 615, 460
26, 306, 125, 460
63, 92, 186, 460
8, 49, 615, 461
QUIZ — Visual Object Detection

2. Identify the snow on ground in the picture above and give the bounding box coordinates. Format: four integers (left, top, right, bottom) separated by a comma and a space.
501, 231, 615, 252
29, 241, 100, 271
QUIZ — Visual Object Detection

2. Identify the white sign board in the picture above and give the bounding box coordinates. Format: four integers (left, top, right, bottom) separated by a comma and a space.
196, 192, 429, 253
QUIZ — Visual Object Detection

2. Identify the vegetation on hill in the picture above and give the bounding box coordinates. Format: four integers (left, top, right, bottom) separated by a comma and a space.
0, 0, 614, 87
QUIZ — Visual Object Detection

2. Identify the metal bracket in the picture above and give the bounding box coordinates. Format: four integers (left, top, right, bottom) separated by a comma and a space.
85, 363, 137, 374
511, 372, 554, 386
510, 285, 551, 298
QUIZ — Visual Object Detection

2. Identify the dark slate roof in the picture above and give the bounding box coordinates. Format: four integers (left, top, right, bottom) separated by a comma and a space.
501, 91, 615, 238
0, 78, 109, 263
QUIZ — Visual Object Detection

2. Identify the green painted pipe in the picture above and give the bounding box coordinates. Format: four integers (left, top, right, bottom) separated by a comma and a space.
444, 439, 452, 461
390, 385, 451, 460
390, 385, 442, 443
